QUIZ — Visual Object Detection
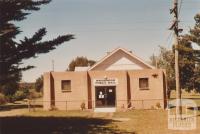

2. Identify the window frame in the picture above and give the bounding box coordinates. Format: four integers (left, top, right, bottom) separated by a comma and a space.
139, 77, 149, 90
61, 80, 71, 92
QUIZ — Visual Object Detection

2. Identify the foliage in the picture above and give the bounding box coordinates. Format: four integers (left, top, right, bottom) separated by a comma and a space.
19, 82, 35, 90
150, 44, 196, 91
0, 0, 74, 95
28, 89, 42, 99
155, 102, 161, 109
9, 88, 41, 102
150, 46, 175, 90
0, 93, 7, 105
178, 13, 200, 92
178, 39, 195, 90
67, 57, 96, 71
35, 76, 43, 92
12, 90, 28, 101
150, 14, 200, 92
80, 102, 86, 110
0, 80, 19, 95
184, 14, 200, 63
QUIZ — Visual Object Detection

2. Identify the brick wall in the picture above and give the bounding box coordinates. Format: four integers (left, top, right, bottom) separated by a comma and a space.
43, 69, 167, 110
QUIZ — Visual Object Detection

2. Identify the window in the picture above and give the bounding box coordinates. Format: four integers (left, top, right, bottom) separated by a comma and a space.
139, 78, 149, 90
61, 80, 71, 92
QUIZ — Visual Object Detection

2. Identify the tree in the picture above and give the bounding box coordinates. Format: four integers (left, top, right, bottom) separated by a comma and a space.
180, 13, 200, 92
67, 57, 96, 71
150, 45, 195, 92
149, 54, 157, 67
0, 0, 74, 95
184, 14, 200, 63
150, 46, 175, 90
178, 38, 195, 90
150, 13, 200, 93
35, 75, 43, 92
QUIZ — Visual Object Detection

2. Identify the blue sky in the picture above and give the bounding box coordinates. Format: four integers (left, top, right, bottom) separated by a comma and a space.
15, 0, 200, 82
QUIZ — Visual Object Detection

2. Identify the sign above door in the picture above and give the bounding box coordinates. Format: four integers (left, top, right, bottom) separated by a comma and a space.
93, 78, 118, 86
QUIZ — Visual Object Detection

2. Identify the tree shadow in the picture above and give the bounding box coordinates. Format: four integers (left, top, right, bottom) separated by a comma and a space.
184, 98, 200, 100
0, 104, 42, 112
0, 116, 135, 134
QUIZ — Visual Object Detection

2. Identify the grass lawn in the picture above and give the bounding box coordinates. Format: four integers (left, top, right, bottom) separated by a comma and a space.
0, 109, 200, 134
0, 92, 200, 134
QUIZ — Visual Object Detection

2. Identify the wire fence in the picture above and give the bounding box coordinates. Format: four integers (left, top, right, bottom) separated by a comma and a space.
26, 99, 167, 112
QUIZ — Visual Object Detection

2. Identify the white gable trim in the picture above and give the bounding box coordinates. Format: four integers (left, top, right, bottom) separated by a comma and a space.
88, 47, 154, 71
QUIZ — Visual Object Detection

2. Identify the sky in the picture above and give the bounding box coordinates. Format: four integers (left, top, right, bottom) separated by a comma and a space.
15, 0, 200, 82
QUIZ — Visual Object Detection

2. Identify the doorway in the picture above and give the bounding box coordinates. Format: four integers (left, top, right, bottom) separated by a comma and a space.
95, 86, 116, 108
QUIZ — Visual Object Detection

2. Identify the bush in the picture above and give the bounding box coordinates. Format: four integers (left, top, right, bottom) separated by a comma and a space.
0, 82, 18, 96
80, 102, 86, 110
156, 102, 161, 109
0, 93, 7, 105
13, 90, 27, 101
35, 76, 43, 92
28, 89, 42, 99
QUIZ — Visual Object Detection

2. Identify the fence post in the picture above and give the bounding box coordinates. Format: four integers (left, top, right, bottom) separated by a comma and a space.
33, 100, 36, 112
28, 99, 31, 112
92, 100, 95, 110
66, 101, 67, 111
142, 100, 144, 109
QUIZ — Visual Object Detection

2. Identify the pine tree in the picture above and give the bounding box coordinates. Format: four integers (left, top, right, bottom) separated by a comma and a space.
182, 13, 200, 92
178, 38, 195, 90
0, 0, 74, 95
185, 14, 200, 63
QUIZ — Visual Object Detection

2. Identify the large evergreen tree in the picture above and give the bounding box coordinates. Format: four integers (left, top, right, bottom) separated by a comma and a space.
184, 14, 200, 63
180, 13, 200, 92
0, 0, 74, 95
178, 38, 195, 90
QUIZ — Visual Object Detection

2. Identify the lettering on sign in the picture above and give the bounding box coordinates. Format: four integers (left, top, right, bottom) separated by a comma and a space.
94, 78, 118, 86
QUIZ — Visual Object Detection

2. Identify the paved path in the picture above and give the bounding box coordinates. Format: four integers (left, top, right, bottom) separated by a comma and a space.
92, 112, 114, 119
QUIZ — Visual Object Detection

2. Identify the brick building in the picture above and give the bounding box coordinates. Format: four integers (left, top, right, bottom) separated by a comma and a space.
43, 47, 167, 112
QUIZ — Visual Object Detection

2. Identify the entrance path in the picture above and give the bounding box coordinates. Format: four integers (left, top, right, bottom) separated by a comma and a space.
92, 112, 130, 122
92, 112, 114, 119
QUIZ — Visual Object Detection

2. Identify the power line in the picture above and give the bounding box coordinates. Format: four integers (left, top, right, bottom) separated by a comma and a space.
178, 0, 183, 18
166, 31, 173, 49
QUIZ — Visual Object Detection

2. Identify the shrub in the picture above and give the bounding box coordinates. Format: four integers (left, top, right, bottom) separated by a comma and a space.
151, 106, 155, 109
156, 102, 161, 109
49, 106, 58, 111
0, 82, 18, 96
28, 89, 42, 99
0, 93, 7, 105
80, 102, 86, 110
13, 90, 27, 101
35, 76, 43, 92
6, 95, 14, 103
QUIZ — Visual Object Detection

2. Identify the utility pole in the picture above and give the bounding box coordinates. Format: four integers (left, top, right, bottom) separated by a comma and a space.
169, 0, 182, 116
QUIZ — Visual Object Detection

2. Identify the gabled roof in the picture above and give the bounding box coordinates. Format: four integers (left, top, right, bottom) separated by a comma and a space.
88, 47, 154, 71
